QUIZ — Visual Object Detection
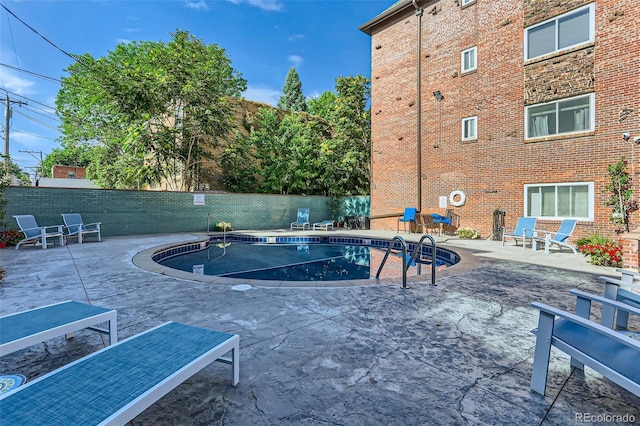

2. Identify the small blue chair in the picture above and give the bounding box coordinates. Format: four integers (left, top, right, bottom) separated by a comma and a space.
291, 208, 310, 230
13, 215, 64, 250
536, 219, 578, 254
501, 217, 537, 249
397, 208, 417, 233
431, 213, 452, 236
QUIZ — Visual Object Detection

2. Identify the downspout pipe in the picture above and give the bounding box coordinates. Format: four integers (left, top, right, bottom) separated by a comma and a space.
412, 0, 423, 212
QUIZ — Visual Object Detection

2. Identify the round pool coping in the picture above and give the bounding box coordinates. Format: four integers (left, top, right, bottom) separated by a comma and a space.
132, 232, 479, 288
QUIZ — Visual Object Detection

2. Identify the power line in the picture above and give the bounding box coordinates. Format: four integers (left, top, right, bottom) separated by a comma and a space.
23, 104, 60, 122
0, 3, 80, 63
1, 88, 56, 111
0, 62, 62, 84
12, 109, 59, 131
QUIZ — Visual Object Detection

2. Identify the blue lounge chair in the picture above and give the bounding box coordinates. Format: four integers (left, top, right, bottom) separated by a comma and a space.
61, 213, 102, 244
533, 219, 578, 254
291, 208, 310, 230
397, 208, 417, 233
0, 322, 239, 425
13, 215, 64, 250
0, 300, 117, 357
501, 217, 537, 249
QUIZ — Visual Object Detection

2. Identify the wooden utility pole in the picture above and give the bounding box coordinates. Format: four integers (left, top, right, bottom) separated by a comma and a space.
3, 93, 27, 165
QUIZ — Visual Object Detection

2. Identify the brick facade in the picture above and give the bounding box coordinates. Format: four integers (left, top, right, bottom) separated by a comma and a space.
361, 0, 640, 241
52, 165, 87, 179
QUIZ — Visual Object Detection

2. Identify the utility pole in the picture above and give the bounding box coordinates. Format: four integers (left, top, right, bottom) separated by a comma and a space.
3, 93, 27, 165
20, 150, 44, 183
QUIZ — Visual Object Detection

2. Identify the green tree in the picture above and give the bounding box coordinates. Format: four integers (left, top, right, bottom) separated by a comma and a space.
604, 157, 639, 233
40, 143, 96, 178
314, 75, 371, 197
56, 30, 246, 190
277, 67, 307, 112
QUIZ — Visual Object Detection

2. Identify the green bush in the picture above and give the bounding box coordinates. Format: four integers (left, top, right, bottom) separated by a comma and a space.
457, 227, 481, 239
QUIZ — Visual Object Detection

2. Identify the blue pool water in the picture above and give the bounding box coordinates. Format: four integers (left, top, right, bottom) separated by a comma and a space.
154, 235, 459, 282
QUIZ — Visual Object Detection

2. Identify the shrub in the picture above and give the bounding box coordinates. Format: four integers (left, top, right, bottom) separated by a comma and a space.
576, 234, 623, 267
0, 229, 24, 246
456, 227, 481, 239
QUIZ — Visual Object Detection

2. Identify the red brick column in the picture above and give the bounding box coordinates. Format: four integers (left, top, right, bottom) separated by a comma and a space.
620, 229, 640, 271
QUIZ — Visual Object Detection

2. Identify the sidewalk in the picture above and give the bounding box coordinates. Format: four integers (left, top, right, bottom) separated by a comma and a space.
0, 231, 637, 425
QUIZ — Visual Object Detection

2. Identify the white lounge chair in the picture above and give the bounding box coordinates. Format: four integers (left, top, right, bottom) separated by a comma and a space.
313, 220, 335, 231
61, 213, 102, 244
13, 215, 64, 250
291, 208, 310, 230
0, 322, 239, 425
0, 300, 117, 357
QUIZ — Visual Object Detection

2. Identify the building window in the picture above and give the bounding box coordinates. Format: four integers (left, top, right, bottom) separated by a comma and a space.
462, 116, 477, 141
525, 93, 593, 139
461, 0, 476, 7
461, 47, 477, 73
525, 4, 593, 60
525, 182, 593, 220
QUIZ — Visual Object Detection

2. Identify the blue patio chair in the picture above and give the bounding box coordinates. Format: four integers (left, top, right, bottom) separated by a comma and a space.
397, 208, 417, 233
534, 219, 578, 254
61, 213, 102, 244
291, 208, 310, 230
13, 215, 64, 250
501, 217, 537, 249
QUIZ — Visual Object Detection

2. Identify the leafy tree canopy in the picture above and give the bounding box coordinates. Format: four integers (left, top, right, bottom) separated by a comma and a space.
56, 30, 247, 190
222, 75, 370, 199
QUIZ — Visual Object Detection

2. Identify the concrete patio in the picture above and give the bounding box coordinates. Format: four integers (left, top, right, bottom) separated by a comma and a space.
1, 230, 638, 425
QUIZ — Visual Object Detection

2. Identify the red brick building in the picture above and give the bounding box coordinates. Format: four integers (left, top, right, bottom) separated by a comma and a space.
360, 0, 640, 241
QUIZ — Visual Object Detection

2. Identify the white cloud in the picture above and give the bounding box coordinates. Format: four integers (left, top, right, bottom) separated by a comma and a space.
287, 55, 303, 68
243, 85, 280, 106
288, 34, 305, 42
185, 0, 209, 10
0, 68, 35, 96
226, 0, 283, 12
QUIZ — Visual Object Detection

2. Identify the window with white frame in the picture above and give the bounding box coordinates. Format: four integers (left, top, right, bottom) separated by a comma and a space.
525, 182, 593, 220
525, 4, 594, 60
462, 116, 477, 141
525, 93, 593, 139
461, 0, 476, 7
461, 46, 477, 73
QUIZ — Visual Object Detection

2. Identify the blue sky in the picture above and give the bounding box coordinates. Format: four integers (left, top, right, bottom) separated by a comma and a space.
0, 0, 390, 176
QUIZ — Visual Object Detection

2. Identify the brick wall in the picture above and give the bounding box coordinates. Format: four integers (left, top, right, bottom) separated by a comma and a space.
364, 0, 640, 240
4, 187, 369, 237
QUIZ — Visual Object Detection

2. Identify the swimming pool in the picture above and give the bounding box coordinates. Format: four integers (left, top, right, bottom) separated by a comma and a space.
153, 235, 460, 282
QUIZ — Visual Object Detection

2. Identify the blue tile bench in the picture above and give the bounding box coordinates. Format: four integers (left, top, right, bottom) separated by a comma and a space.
0, 322, 239, 425
530, 289, 640, 398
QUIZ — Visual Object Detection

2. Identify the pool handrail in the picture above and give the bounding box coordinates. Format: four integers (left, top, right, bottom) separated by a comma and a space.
407, 234, 436, 287
375, 235, 436, 288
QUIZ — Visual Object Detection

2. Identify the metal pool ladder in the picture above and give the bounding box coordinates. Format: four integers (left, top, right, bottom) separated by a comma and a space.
375, 235, 436, 288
